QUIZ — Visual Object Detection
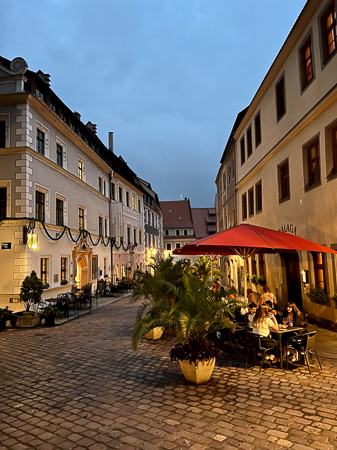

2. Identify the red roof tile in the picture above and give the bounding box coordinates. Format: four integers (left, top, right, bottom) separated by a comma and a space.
160, 199, 194, 228
191, 208, 216, 239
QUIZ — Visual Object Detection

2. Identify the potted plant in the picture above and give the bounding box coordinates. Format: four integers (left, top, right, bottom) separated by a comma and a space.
306, 284, 330, 305
132, 256, 189, 340
132, 271, 236, 384
0, 307, 15, 331
61, 279, 68, 286
41, 305, 59, 327
16, 270, 44, 327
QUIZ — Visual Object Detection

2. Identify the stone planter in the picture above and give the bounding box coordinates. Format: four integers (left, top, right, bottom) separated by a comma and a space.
179, 358, 216, 384
14, 312, 41, 328
145, 327, 164, 340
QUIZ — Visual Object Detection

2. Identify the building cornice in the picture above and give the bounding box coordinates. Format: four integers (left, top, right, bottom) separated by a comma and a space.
113, 172, 143, 196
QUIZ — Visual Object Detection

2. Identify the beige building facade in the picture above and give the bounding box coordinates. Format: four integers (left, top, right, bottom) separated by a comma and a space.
216, 0, 337, 327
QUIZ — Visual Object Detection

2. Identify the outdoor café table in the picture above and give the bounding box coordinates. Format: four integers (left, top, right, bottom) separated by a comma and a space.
272, 326, 303, 368
44, 297, 70, 318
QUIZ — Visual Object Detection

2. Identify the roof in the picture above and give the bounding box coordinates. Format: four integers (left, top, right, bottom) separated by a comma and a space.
220, 107, 249, 164
160, 199, 194, 228
191, 208, 216, 239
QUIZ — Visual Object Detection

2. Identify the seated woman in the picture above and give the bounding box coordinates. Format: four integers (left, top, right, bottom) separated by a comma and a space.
282, 303, 306, 362
252, 305, 279, 361
265, 300, 282, 324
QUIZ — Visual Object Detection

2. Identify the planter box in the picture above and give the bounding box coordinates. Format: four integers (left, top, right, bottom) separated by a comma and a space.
179, 358, 216, 384
14, 312, 41, 328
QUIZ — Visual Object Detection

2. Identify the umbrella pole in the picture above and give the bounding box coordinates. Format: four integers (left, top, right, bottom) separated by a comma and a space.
244, 256, 248, 303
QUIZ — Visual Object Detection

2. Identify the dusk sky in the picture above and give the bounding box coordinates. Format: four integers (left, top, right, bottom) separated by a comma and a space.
3, 0, 306, 207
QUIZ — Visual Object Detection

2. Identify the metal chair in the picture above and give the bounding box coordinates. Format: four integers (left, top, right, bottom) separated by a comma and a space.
245, 331, 275, 372
286, 331, 322, 374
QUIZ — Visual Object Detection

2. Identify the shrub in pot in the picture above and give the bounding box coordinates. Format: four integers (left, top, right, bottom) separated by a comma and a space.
19, 270, 44, 312
41, 305, 59, 327
0, 307, 15, 331
133, 271, 236, 384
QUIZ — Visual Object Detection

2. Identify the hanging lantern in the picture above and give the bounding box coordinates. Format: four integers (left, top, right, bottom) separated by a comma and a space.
27, 232, 38, 250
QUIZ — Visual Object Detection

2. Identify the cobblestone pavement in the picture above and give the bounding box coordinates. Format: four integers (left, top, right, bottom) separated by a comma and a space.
1, 297, 337, 450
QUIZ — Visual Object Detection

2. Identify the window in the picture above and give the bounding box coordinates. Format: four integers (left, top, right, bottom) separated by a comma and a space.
276, 74, 286, 121
184, 229, 188, 236
56, 198, 64, 226
247, 126, 253, 158
254, 112, 261, 148
0, 121, 6, 148
126, 191, 130, 207
176, 243, 181, 249
105, 218, 108, 237
222, 173, 226, 191
327, 123, 337, 178
98, 177, 102, 193
56, 143, 63, 167
167, 243, 171, 251
240, 136, 245, 165
132, 196, 136, 210
313, 252, 326, 291
165, 229, 169, 236
139, 230, 142, 245
0, 187, 6, 220
127, 226, 131, 244
61, 257, 67, 283
119, 186, 123, 203
255, 180, 262, 213
304, 138, 321, 190
242, 193, 247, 221
111, 182, 115, 200
138, 199, 141, 213
36, 191, 45, 221
278, 159, 290, 202
176, 230, 180, 236
92, 255, 98, 280
78, 207, 84, 230
78, 159, 83, 180
41, 258, 49, 285
133, 228, 136, 243
320, 1, 336, 63
300, 35, 313, 90
248, 188, 254, 217
99, 216, 103, 235
36, 128, 45, 155
103, 181, 106, 196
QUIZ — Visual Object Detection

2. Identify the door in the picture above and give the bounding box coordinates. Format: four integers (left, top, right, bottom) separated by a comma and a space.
284, 252, 302, 309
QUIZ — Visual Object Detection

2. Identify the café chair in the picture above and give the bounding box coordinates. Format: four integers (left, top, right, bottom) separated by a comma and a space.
286, 331, 322, 374
245, 331, 275, 372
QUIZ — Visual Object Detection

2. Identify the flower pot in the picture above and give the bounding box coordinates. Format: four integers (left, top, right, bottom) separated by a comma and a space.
145, 327, 164, 340
179, 358, 216, 384
44, 316, 56, 327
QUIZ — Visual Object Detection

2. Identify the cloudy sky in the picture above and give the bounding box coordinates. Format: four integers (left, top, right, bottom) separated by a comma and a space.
3, 0, 306, 207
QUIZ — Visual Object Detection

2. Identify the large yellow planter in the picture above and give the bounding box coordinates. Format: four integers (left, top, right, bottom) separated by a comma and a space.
145, 327, 164, 340
179, 358, 216, 384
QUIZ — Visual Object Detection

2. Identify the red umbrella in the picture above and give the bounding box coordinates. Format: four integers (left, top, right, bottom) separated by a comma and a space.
173, 223, 337, 300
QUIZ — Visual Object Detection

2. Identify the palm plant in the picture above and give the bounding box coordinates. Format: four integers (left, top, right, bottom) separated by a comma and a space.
132, 270, 236, 363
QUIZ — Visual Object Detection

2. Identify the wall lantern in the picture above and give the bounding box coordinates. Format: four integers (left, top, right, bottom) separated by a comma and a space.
27, 231, 38, 250
301, 270, 309, 284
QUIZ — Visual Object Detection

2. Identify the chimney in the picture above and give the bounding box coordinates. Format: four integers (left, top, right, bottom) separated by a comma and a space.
37, 69, 51, 86
86, 121, 97, 134
74, 111, 81, 121
108, 132, 114, 153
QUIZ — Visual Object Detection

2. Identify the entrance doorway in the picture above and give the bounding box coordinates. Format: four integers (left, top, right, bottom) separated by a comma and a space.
283, 252, 302, 309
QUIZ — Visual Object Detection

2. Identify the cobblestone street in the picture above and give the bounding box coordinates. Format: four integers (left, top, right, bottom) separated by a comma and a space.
1, 296, 337, 449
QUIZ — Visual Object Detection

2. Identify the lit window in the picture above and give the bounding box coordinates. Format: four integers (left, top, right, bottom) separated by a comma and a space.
78, 160, 83, 180
320, 1, 336, 63
300, 35, 314, 90
278, 159, 290, 202
304, 138, 321, 190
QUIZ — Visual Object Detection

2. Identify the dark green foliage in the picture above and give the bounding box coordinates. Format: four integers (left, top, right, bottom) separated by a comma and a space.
306, 285, 330, 305
19, 270, 44, 311
170, 341, 221, 365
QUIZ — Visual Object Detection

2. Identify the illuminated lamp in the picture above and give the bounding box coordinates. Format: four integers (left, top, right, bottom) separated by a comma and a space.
27, 232, 38, 250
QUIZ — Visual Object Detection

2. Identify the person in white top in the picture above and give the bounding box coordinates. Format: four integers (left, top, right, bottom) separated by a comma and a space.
252, 305, 279, 361
259, 285, 277, 308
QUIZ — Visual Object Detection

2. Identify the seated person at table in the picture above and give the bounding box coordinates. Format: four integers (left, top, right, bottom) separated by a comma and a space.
265, 300, 282, 324
243, 302, 257, 329
260, 285, 277, 308
252, 305, 279, 361
282, 303, 305, 327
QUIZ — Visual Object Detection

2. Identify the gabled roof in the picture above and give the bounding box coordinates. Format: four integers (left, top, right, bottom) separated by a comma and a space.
191, 208, 216, 239
160, 199, 194, 228
220, 106, 249, 164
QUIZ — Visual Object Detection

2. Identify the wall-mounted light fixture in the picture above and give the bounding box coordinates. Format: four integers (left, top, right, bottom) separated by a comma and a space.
23, 221, 38, 250
301, 269, 309, 284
